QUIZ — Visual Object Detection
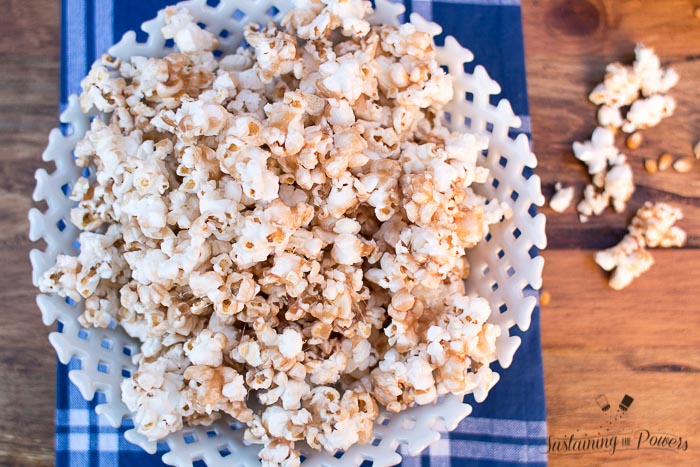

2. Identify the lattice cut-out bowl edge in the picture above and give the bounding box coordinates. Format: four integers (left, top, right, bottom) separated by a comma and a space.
29, 0, 547, 465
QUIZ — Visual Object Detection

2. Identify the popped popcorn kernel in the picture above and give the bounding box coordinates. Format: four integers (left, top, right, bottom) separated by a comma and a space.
162, 7, 219, 54
589, 43, 678, 132
595, 202, 686, 289
573, 127, 635, 220
549, 182, 574, 213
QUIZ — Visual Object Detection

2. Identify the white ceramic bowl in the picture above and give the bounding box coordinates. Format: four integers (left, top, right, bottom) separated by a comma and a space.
29, 0, 546, 465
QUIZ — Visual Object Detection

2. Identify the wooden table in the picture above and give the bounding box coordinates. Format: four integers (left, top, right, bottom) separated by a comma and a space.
523, 1, 700, 465
0, 1, 698, 465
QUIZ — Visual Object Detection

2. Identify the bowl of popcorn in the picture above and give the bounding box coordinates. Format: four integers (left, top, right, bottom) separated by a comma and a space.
30, 0, 546, 465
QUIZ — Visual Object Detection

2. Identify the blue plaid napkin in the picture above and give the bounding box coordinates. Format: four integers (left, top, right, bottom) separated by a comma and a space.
57, 0, 547, 465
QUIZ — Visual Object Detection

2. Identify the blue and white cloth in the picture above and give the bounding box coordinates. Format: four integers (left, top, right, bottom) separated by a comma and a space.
57, 0, 547, 465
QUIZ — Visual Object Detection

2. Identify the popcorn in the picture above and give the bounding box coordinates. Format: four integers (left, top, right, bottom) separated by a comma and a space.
162, 6, 218, 54
589, 44, 678, 132
573, 127, 634, 220
630, 201, 686, 248
597, 105, 623, 129
175, 100, 228, 140
259, 438, 301, 467
278, 328, 304, 359
283, 0, 372, 40
622, 94, 676, 133
604, 160, 634, 212
589, 62, 640, 108
595, 202, 686, 289
227, 147, 280, 202
38, 4, 511, 465
183, 365, 253, 421
577, 184, 610, 223
120, 345, 188, 440
573, 127, 618, 176
79, 63, 126, 113
549, 182, 574, 213
633, 44, 679, 96
571, 45, 682, 225
244, 24, 297, 84
319, 53, 368, 102
184, 329, 226, 366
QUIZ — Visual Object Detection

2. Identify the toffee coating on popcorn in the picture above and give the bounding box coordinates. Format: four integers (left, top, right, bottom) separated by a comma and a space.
38, 1, 511, 464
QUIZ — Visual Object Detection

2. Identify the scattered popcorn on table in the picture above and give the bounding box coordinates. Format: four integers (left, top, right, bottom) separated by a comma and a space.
622, 94, 676, 133
549, 182, 574, 213
38, 2, 510, 464
595, 202, 686, 290
573, 127, 634, 221
573, 126, 618, 176
589, 44, 678, 132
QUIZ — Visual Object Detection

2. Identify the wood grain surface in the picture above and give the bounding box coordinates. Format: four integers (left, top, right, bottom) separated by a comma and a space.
523, 0, 700, 465
0, 0, 60, 466
0, 0, 699, 466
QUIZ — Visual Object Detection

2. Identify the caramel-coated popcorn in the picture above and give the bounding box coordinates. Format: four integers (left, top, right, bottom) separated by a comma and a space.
595, 202, 686, 290
39, 2, 510, 464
